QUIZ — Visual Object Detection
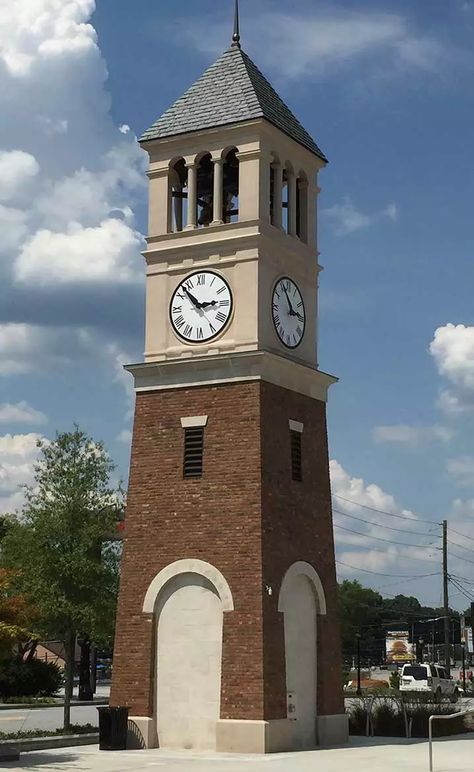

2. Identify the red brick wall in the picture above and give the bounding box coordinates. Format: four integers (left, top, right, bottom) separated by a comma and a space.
110, 379, 344, 720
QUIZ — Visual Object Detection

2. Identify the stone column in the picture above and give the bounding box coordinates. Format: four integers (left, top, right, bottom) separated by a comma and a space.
298, 177, 309, 243
212, 158, 224, 225
185, 162, 197, 229
288, 170, 297, 236
147, 167, 170, 236
272, 162, 283, 229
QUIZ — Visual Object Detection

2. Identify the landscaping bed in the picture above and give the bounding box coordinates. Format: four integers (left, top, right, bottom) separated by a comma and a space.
347, 694, 474, 738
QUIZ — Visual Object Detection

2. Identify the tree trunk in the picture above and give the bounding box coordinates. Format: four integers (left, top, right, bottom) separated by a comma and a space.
63, 628, 75, 730
78, 638, 93, 701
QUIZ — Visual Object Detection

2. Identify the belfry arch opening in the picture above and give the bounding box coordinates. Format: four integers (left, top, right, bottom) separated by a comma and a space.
196, 153, 214, 227
169, 158, 188, 233
222, 148, 239, 223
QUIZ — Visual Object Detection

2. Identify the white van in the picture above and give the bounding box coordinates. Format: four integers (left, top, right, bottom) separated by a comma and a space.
399, 663, 458, 702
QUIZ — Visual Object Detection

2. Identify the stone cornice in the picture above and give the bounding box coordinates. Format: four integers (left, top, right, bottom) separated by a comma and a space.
125, 351, 338, 403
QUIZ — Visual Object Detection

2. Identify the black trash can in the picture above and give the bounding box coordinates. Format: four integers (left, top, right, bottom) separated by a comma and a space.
97, 706, 129, 751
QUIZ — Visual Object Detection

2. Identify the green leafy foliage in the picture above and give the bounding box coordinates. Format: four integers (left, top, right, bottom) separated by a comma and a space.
1, 427, 123, 726
0, 724, 97, 740
0, 659, 62, 699
389, 671, 400, 690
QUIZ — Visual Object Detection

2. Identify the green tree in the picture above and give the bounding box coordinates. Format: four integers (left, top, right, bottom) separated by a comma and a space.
1, 427, 123, 728
338, 580, 384, 663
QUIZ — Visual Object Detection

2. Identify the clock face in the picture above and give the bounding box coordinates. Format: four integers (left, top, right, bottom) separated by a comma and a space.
170, 270, 233, 343
272, 277, 305, 349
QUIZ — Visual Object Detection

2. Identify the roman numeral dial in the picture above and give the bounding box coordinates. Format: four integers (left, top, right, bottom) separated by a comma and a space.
271, 276, 305, 349
170, 270, 233, 343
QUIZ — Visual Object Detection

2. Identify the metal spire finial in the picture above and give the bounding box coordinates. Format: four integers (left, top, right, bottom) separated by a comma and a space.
232, 0, 241, 48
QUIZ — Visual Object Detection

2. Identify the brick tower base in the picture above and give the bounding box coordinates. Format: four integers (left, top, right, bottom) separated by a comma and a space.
111, 375, 348, 753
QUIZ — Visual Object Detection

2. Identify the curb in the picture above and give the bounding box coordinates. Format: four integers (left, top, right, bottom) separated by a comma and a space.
0, 700, 108, 711
0, 733, 99, 753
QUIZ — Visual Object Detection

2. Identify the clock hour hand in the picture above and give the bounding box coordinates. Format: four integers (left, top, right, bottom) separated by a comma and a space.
200, 300, 218, 309
182, 286, 202, 309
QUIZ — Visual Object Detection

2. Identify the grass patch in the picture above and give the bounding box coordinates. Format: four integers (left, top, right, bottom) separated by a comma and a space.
0, 724, 98, 741
2, 696, 57, 705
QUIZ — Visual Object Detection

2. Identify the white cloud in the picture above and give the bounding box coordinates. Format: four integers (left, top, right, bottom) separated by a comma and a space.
383, 203, 399, 222
116, 429, 132, 445
182, 9, 445, 81
330, 459, 438, 574
0, 402, 47, 426
0, 0, 97, 78
322, 198, 399, 235
430, 324, 474, 414
447, 457, 474, 488
450, 498, 474, 519
16, 219, 144, 286
0, 0, 146, 319
0, 433, 44, 515
373, 424, 453, 446
0, 151, 40, 203
0, 205, 28, 251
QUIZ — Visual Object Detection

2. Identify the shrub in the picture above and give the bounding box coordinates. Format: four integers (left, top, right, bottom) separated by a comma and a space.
389, 671, 400, 690
0, 659, 63, 699
372, 700, 405, 736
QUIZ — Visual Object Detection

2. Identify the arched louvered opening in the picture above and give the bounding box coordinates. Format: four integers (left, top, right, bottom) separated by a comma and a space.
222, 148, 239, 223
196, 153, 214, 228
282, 167, 290, 234
296, 171, 309, 243
270, 154, 282, 227
169, 158, 188, 233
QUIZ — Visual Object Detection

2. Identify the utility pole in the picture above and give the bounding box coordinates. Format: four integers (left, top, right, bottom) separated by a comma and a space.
443, 519, 450, 676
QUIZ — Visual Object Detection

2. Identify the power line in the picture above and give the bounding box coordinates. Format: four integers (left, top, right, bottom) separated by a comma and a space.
333, 508, 439, 538
449, 525, 474, 545
448, 538, 474, 555
336, 560, 440, 579
374, 573, 441, 591
448, 576, 474, 603
335, 523, 440, 550
333, 493, 436, 524
447, 549, 474, 567
450, 572, 474, 585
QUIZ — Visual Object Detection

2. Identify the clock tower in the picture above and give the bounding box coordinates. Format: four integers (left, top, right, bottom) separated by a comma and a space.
111, 8, 347, 754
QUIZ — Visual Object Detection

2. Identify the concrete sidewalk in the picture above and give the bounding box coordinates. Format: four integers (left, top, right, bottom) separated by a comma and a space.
3, 736, 474, 772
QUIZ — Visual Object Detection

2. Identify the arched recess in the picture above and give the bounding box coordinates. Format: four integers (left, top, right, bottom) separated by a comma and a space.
169, 158, 188, 233
222, 147, 239, 223
278, 562, 326, 750
196, 152, 214, 227
278, 561, 326, 615
143, 559, 233, 751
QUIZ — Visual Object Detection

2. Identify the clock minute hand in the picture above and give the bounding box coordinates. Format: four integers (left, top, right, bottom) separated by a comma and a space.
182, 286, 202, 309
283, 285, 296, 316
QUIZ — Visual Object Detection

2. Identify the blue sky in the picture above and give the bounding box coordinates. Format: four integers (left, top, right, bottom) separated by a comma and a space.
1, 0, 474, 608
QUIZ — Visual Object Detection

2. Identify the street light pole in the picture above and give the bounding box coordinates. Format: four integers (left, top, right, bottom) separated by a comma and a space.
356, 632, 362, 696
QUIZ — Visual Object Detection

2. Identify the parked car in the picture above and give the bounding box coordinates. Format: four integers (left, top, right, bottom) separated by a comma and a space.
399, 663, 459, 702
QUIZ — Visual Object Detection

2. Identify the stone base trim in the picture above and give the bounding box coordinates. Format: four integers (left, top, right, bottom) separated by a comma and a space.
317, 714, 349, 747
216, 719, 313, 754
127, 717, 157, 750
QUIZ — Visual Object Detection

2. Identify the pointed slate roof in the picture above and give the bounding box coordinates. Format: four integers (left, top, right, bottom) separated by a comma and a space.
140, 47, 327, 161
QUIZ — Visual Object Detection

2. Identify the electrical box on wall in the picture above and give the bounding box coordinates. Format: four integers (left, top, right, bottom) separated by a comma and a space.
287, 691, 298, 720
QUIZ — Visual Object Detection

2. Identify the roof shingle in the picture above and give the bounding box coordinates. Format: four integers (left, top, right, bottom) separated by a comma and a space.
140, 47, 326, 161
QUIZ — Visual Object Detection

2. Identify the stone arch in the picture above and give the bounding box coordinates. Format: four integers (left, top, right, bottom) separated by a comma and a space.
278, 561, 326, 750
144, 560, 233, 751
143, 558, 234, 613
278, 560, 327, 614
